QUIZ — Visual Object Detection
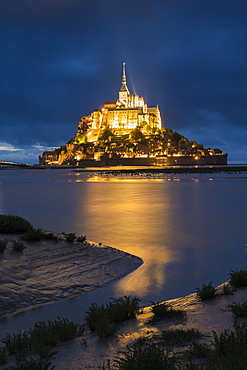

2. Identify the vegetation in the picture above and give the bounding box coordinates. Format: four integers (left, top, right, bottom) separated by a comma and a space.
0, 239, 8, 252
229, 269, 247, 287
21, 228, 58, 242
4, 358, 53, 370
160, 328, 202, 346
114, 342, 176, 370
12, 239, 26, 252
85, 296, 140, 338
196, 281, 217, 300
77, 235, 87, 243
150, 301, 185, 319
186, 323, 247, 369
65, 233, 77, 242
1, 317, 84, 366
0, 215, 32, 234
228, 301, 247, 317
222, 283, 234, 295
0, 347, 7, 364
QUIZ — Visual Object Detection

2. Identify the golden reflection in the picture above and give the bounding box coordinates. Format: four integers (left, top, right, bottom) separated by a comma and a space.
79, 181, 177, 298
86, 176, 165, 182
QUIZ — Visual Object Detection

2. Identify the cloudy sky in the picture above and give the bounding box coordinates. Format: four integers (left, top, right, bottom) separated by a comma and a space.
1, 0, 247, 163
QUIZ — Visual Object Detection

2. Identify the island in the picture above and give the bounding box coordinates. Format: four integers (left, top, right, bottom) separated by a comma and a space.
39, 63, 227, 167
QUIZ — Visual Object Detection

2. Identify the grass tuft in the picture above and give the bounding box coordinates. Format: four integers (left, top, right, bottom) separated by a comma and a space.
22, 228, 59, 242
77, 235, 87, 243
4, 357, 54, 369
229, 269, 247, 287
161, 328, 202, 346
1, 317, 84, 364
0, 239, 8, 252
0, 347, 7, 364
0, 215, 32, 234
222, 283, 234, 295
150, 301, 185, 319
85, 296, 140, 337
65, 233, 77, 242
227, 301, 247, 317
12, 239, 26, 252
114, 342, 176, 370
196, 281, 216, 300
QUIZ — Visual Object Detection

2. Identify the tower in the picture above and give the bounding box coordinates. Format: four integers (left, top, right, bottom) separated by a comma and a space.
118, 62, 129, 107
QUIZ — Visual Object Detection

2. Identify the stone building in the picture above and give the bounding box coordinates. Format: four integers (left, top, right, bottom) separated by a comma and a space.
78, 63, 162, 140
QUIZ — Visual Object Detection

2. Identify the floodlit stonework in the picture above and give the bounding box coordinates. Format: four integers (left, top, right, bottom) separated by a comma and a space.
39, 63, 228, 167
78, 63, 161, 141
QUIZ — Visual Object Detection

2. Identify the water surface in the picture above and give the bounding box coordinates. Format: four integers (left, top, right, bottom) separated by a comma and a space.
0, 169, 246, 335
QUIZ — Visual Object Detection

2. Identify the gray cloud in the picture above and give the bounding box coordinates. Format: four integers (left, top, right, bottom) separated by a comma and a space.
0, 0, 247, 163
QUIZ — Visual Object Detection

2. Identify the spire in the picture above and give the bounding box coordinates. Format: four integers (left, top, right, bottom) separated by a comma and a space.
120, 62, 129, 93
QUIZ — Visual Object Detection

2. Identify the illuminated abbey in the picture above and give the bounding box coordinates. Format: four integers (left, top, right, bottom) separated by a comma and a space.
39, 63, 227, 166
78, 63, 161, 141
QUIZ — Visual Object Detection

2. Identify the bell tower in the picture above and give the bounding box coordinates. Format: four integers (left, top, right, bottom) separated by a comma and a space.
118, 62, 129, 107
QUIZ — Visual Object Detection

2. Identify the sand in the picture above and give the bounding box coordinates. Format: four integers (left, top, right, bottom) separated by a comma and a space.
1, 233, 247, 369
0, 233, 143, 318
50, 283, 247, 369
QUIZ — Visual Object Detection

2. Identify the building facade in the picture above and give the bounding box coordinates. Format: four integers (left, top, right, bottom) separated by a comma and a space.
79, 63, 162, 138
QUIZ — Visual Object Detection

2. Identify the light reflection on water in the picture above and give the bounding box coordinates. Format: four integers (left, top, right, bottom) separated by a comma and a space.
0, 168, 247, 333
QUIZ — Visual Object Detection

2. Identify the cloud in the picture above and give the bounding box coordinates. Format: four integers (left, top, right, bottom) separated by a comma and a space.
0, 0, 247, 163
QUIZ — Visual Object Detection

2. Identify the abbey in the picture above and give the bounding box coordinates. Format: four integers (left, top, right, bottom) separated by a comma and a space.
39, 63, 227, 167
78, 63, 161, 141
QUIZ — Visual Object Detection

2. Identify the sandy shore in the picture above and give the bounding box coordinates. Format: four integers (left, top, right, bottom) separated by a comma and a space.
1, 233, 247, 369
0, 233, 143, 318
50, 282, 247, 369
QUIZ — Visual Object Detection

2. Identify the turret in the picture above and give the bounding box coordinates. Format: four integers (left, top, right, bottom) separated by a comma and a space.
118, 62, 130, 106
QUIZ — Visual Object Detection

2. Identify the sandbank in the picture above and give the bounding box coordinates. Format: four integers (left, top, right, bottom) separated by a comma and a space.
51, 282, 247, 369
0, 233, 143, 318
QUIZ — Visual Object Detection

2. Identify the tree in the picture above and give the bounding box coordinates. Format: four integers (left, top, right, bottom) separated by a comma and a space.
130, 128, 144, 143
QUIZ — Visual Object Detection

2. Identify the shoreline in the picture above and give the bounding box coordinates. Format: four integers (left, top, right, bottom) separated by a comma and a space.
50, 282, 247, 369
0, 232, 143, 319
1, 230, 247, 368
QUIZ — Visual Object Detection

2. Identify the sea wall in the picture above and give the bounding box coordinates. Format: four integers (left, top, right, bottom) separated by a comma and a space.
79, 154, 228, 167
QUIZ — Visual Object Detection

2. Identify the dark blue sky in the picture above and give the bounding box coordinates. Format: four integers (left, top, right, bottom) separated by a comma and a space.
1, 0, 247, 163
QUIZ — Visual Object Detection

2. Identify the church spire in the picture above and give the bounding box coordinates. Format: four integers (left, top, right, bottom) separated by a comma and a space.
120, 62, 129, 93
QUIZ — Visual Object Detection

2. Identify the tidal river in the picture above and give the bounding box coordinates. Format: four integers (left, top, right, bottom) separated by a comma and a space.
0, 168, 247, 336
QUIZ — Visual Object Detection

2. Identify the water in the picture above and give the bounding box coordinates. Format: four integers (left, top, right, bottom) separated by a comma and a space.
0, 168, 247, 336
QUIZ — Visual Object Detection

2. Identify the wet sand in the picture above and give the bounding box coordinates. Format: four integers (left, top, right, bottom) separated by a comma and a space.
51, 283, 247, 369
0, 233, 143, 318
1, 233, 247, 369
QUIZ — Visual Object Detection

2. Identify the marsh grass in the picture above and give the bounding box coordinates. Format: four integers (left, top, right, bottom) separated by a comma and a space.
0, 239, 8, 252
0, 347, 7, 364
114, 342, 176, 370
2, 331, 30, 361
227, 301, 247, 317
222, 283, 234, 295
161, 328, 202, 346
43, 232, 59, 241
229, 269, 247, 287
1, 317, 84, 365
188, 323, 247, 369
107, 296, 140, 322
65, 233, 76, 242
11, 239, 26, 252
77, 235, 87, 243
188, 342, 212, 359
196, 281, 216, 300
29, 317, 84, 348
85, 296, 140, 338
4, 358, 54, 369
21, 228, 58, 242
94, 318, 119, 338
0, 215, 33, 234
150, 301, 185, 320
